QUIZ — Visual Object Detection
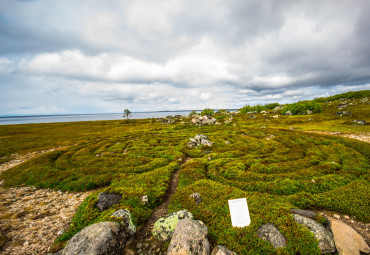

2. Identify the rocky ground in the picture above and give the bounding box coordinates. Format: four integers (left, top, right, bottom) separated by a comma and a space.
0, 149, 91, 255
304, 131, 370, 143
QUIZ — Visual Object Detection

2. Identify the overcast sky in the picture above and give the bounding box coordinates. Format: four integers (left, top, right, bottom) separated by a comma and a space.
1, 0, 370, 115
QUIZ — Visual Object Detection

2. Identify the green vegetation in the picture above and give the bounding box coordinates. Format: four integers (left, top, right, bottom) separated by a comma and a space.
282, 101, 323, 115
200, 108, 215, 116
0, 91, 369, 254
314, 90, 370, 102
240, 103, 279, 114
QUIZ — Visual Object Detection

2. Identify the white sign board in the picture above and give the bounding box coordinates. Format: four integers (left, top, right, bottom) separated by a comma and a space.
228, 198, 251, 227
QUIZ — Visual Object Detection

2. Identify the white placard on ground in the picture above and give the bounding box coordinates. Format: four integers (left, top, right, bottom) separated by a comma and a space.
228, 198, 251, 227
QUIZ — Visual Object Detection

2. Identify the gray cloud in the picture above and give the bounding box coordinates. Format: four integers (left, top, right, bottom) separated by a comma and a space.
0, 0, 370, 114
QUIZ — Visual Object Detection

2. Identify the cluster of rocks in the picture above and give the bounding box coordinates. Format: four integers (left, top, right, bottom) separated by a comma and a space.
256, 208, 370, 255
152, 209, 237, 255
334, 111, 353, 117
191, 115, 218, 125
188, 134, 213, 147
156, 115, 184, 124
353, 119, 367, 125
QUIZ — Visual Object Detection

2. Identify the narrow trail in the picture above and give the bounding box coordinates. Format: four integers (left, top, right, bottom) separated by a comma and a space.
125, 157, 192, 255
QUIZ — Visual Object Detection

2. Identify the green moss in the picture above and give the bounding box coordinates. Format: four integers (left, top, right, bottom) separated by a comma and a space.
0, 90, 368, 254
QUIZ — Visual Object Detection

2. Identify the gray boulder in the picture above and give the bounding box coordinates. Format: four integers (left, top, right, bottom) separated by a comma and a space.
96, 192, 122, 211
293, 214, 335, 253
167, 218, 210, 255
111, 209, 136, 236
290, 209, 317, 219
62, 222, 129, 255
256, 223, 286, 248
140, 195, 148, 205
152, 210, 193, 242
211, 245, 238, 255
285, 111, 292, 116
190, 192, 202, 205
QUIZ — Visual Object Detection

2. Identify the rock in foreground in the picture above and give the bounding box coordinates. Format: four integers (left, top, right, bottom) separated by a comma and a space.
62, 222, 130, 255
211, 245, 238, 255
167, 218, 210, 255
328, 217, 370, 255
293, 214, 335, 253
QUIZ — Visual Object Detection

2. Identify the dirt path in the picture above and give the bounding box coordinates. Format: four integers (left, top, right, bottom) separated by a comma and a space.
303, 131, 370, 143
124, 157, 192, 255
0, 148, 91, 255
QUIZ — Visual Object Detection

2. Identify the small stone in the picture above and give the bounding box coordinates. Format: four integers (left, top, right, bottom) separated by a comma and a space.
190, 193, 202, 205
344, 215, 350, 220
211, 245, 238, 255
140, 195, 149, 206
290, 209, 317, 219
334, 214, 340, 220
96, 192, 122, 211
136, 243, 142, 249
144, 243, 149, 248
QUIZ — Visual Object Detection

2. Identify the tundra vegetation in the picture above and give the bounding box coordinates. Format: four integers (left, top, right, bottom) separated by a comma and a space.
0, 90, 369, 254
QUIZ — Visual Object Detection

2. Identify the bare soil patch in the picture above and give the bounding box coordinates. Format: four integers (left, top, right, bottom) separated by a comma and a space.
0, 149, 91, 255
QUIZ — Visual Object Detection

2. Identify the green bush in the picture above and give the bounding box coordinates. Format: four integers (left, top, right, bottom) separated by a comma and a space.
201, 108, 215, 116
240, 103, 279, 114
282, 101, 322, 115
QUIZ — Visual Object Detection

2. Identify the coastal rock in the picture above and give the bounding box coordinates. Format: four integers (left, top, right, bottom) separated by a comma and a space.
293, 214, 335, 253
328, 217, 370, 255
111, 209, 136, 236
96, 192, 122, 211
256, 223, 286, 248
62, 222, 129, 255
211, 245, 238, 255
152, 210, 193, 242
190, 192, 202, 205
290, 209, 317, 219
167, 218, 210, 255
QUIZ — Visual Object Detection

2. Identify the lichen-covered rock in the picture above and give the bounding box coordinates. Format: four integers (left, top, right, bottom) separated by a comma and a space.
62, 222, 129, 255
167, 218, 210, 255
256, 223, 286, 248
96, 192, 122, 211
290, 209, 317, 219
211, 245, 238, 255
190, 192, 202, 205
152, 210, 193, 242
111, 209, 136, 236
328, 217, 370, 255
293, 214, 335, 253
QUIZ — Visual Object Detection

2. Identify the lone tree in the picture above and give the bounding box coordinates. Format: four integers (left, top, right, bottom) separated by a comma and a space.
123, 108, 132, 121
